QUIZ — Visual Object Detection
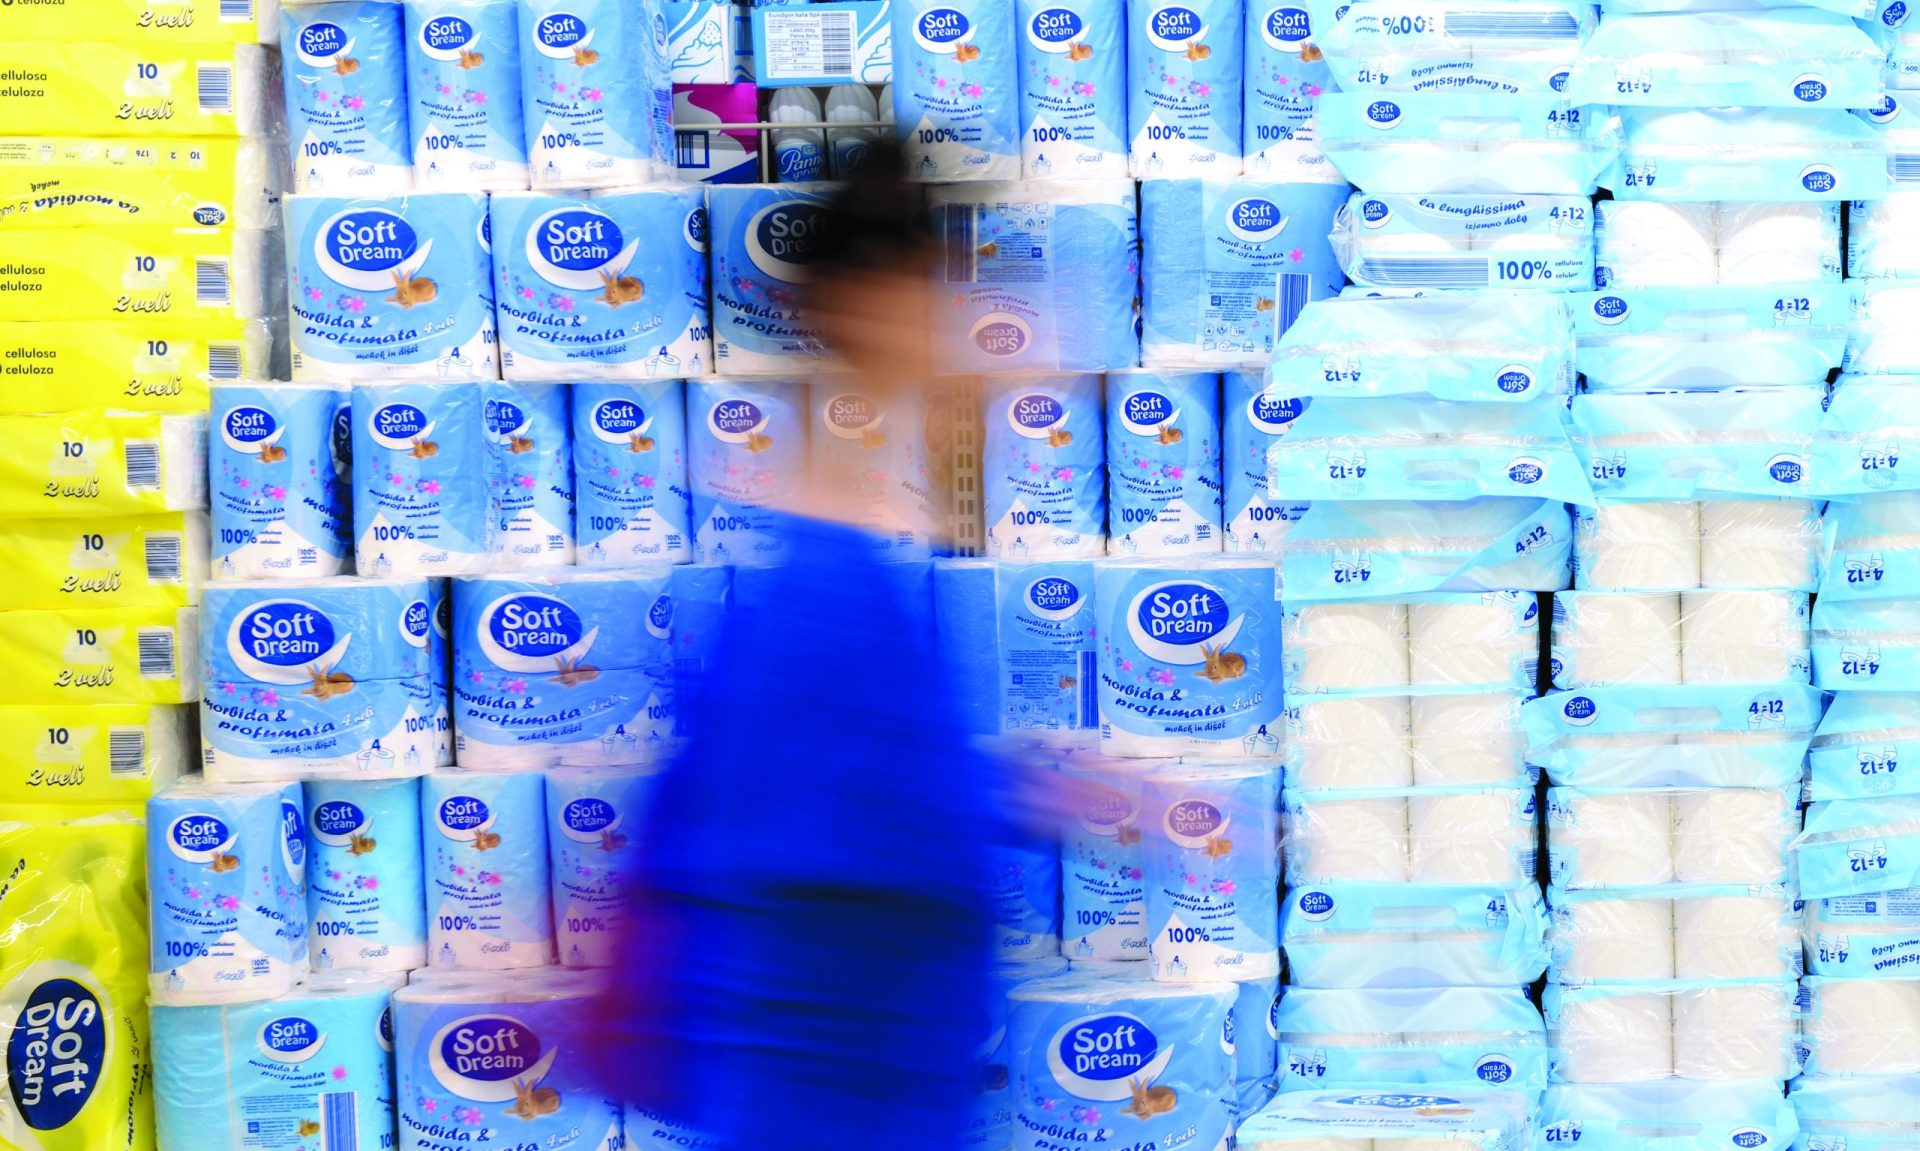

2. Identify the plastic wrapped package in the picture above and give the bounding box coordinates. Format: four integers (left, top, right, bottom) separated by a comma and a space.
1284, 600, 1412, 694
1523, 683, 1821, 789
1804, 887, 1920, 978
1316, 0, 1596, 96
1237, 1089, 1531, 1151
1848, 284, 1920, 375
1536, 1081, 1800, 1151
1057, 753, 1155, 962
1570, 284, 1852, 392
1574, 501, 1702, 591
1697, 498, 1822, 590
1277, 500, 1572, 601
1680, 590, 1812, 684
1595, 200, 1843, 287
1604, 107, 1889, 202
1809, 693, 1920, 801
1791, 1077, 1920, 1151
1273, 986, 1548, 1092
1412, 694, 1531, 787
1279, 883, 1549, 989
1569, 389, 1822, 500
1141, 762, 1282, 981
1549, 786, 1795, 889
1284, 783, 1537, 887
1848, 190, 1920, 278
1332, 193, 1596, 293
1548, 884, 1802, 983
1544, 980, 1799, 1083
1813, 381, 1920, 496
1550, 592, 1683, 687
1812, 598, 1920, 690
1316, 94, 1620, 196
1565, 8, 1883, 108
1287, 690, 1530, 791
1286, 593, 1539, 696
1800, 976, 1920, 1076
1264, 293, 1576, 403
1822, 491, 1920, 601
1550, 590, 1811, 688
1794, 795, 1920, 899
1223, 370, 1311, 552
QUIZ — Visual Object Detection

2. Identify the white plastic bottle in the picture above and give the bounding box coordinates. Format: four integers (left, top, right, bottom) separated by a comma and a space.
826, 83, 880, 177
769, 87, 827, 182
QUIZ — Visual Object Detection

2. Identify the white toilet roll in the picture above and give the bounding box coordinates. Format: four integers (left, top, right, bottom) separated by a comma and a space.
1559, 898, 1676, 983
1596, 202, 1718, 287
1698, 500, 1819, 591
1558, 732, 1680, 779
1671, 983, 1796, 1081
1555, 792, 1675, 886
1557, 594, 1683, 687
1673, 895, 1796, 980
1289, 697, 1415, 790
1670, 789, 1792, 884
1803, 978, 1920, 1076
1409, 600, 1534, 688
1576, 503, 1701, 591
1409, 793, 1529, 885
1717, 202, 1840, 286
1551, 993, 1674, 1082
1410, 695, 1527, 786
1290, 797, 1410, 882
1289, 603, 1410, 692
1680, 591, 1810, 684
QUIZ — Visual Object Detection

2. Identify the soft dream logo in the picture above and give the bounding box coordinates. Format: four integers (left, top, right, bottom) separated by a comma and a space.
258, 1016, 327, 1063
1793, 74, 1830, 103
368, 401, 434, 451
311, 799, 371, 847
1365, 100, 1403, 128
647, 593, 674, 640
227, 599, 352, 685
746, 200, 825, 282
403, 598, 432, 649
589, 397, 653, 444
483, 397, 529, 446
436, 794, 496, 841
1561, 695, 1599, 726
1125, 580, 1243, 666
1078, 784, 1137, 837
294, 19, 353, 65
1007, 391, 1071, 439
1118, 390, 1180, 436
1163, 796, 1229, 848
1296, 890, 1336, 920
475, 593, 596, 674
708, 398, 770, 444
1027, 5, 1088, 52
418, 14, 480, 58
1025, 575, 1085, 621
1262, 4, 1312, 52
526, 207, 640, 291
429, 1014, 557, 1101
972, 313, 1032, 358
1047, 1013, 1173, 1099
560, 796, 623, 843
167, 812, 237, 863
315, 209, 430, 291
1248, 392, 1306, 433
1226, 197, 1288, 243
822, 393, 885, 440
1145, 3, 1206, 50
221, 404, 283, 455
915, 6, 976, 52
1360, 199, 1391, 228
533, 12, 594, 58
5, 970, 107, 1132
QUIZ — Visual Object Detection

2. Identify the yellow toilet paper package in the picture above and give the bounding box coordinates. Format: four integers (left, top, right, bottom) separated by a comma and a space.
0, 705, 189, 808
0, 605, 198, 707
0, 412, 206, 517
0, 0, 275, 45
0, 229, 270, 323
0, 811, 154, 1151
0, 137, 277, 232
0, 513, 205, 611
0, 43, 271, 139
0, 320, 268, 414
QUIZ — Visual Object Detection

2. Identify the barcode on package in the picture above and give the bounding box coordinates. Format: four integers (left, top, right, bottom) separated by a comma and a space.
320, 1091, 358, 1151
943, 206, 980, 284
124, 441, 162, 491
195, 258, 232, 307
145, 532, 183, 585
197, 65, 234, 115
1271, 272, 1310, 341
137, 629, 176, 680
207, 343, 242, 379
108, 728, 147, 776
218, 0, 253, 21
1893, 153, 1920, 183
762, 10, 858, 80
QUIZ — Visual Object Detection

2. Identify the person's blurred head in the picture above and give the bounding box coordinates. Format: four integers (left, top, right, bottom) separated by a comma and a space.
803, 142, 940, 388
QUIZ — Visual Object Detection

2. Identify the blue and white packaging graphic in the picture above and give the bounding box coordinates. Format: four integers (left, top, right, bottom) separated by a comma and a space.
1320, 0, 1595, 96
1006, 971, 1237, 1151
451, 567, 676, 768
1104, 371, 1223, 557
394, 969, 624, 1149
1814, 381, 1920, 497
1139, 179, 1346, 369
404, 0, 532, 190
490, 186, 711, 379
1796, 795, 1920, 899
1243, 0, 1337, 181
1570, 284, 1852, 392
483, 380, 575, 567
1096, 559, 1284, 756
687, 377, 807, 565
1792, 1077, 1920, 1151
1525, 684, 1821, 790
211, 382, 353, 580
708, 184, 840, 372
151, 973, 395, 1151
809, 384, 939, 560
1238, 1088, 1531, 1150
929, 181, 1140, 373
892, 0, 1022, 179
1126, 0, 1244, 176
287, 192, 499, 381
1332, 193, 1597, 292
1803, 888, 1920, 978
991, 840, 1062, 959
282, 1, 416, 195
1565, 8, 1883, 108
545, 766, 649, 967
200, 577, 438, 779
1266, 292, 1576, 402
307, 777, 429, 972
1056, 753, 1154, 960
1274, 986, 1547, 1092
1281, 883, 1550, 989
1231, 975, 1279, 1115
934, 559, 1100, 736
1810, 693, 1920, 801
1317, 94, 1619, 195
1279, 499, 1572, 600
1016, 0, 1128, 178
352, 380, 492, 576
1222, 370, 1309, 552
421, 768, 554, 968
1813, 597, 1920, 692
1535, 1081, 1800, 1151
1822, 491, 1920, 602
664, 0, 753, 83
520, 0, 670, 188
572, 380, 693, 566
1605, 107, 1889, 202
980, 374, 1108, 559
1569, 389, 1822, 501
1141, 761, 1281, 979
147, 778, 308, 1004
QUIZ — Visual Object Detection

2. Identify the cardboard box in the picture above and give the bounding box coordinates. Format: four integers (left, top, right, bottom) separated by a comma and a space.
674, 83, 763, 183
665, 0, 755, 84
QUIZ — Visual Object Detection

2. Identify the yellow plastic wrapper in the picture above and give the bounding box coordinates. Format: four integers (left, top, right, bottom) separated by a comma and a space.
0, 605, 199, 707
0, 412, 205, 517
0, 513, 206, 611
0, 320, 268, 414
0, 43, 272, 139
0, 810, 154, 1151
0, 0, 275, 45
0, 229, 271, 323
0, 706, 189, 808
0, 137, 277, 232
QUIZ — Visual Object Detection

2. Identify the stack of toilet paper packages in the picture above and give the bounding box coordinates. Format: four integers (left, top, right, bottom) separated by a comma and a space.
1236, 1086, 1531, 1151
1792, 1076, 1920, 1151
1535, 1081, 1800, 1151
1273, 985, 1549, 1093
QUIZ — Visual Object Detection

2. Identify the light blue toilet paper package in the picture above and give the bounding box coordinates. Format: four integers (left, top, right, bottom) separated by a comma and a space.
1058, 753, 1154, 960
1813, 598, 1920, 692
1548, 784, 1797, 890
1284, 782, 1540, 887
1796, 796, 1920, 899
1017, 0, 1128, 178
1605, 108, 1889, 201
929, 181, 1140, 374
707, 185, 838, 373
422, 767, 554, 967
1546, 882, 1804, 984
990, 838, 1062, 959
1140, 179, 1346, 370
1524, 684, 1821, 790
1792, 1077, 1920, 1151
352, 380, 492, 576
1537, 1081, 1800, 1151
211, 382, 353, 581
687, 377, 808, 566
1222, 370, 1309, 553
980, 374, 1108, 559
1823, 492, 1920, 601
1141, 762, 1281, 980
308, 778, 429, 976
1263, 394, 1594, 504
1280, 883, 1549, 989
1809, 693, 1920, 801
1813, 381, 1920, 497
287, 192, 499, 381
572, 380, 692, 567
1127, 0, 1244, 176
809, 384, 939, 561
1230, 974, 1280, 1115
1804, 887, 1920, 978
968, 956, 1070, 1151
1319, 0, 1596, 96
1564, 8, 1884, 108
1276, 499, 1571, 600
892, 0, 1023, 179
1265, 292, 1576, 403
1569, 388, 1822, 501
1317, 94, 1619, 195
519, 0, 671, 188
1332, 193, 1596, 292
934, 559, 1099, 736
403, 0, 531, 190
282, 0, 416, 194
483, 380, 576, 568
1237, 1088, 1531, 1150
546, 765, 649, 967
1104, 371, 1224, 556
1243, 0, 1338, 181
152, 973, 395, 1151
1570, 284, 1853, 392
1274, 986, 1548, 1092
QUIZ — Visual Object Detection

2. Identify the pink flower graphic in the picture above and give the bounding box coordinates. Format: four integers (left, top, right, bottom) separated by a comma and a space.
583, 87, 603, 101
420, 479, 442, 495
507, 678, 527, 693
1289, 248, 1305, 262
469, 90, 487, 104
964, 83, 983, 97
307, 287, 324, 301
1151, 668, 1175, 686
1118, 658, 1134, 672
521, 286, 536, 300
470, 670, 486, 683
554, 296, 575, 312
220, 895, 241, 910
343, 295, 366, 314
1305, 83, 1323, 97
344, 94, 365, 110
267, 485, 287, 499
1193, 82, 1211, 97
1213, 878, 1237, 895
222, 682, 237, 695
638, 474, 655, 488
332, 1066, 349, 1081
261, 689, 280, 706
186, 887, 201, 900
516, 474, 536, 489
